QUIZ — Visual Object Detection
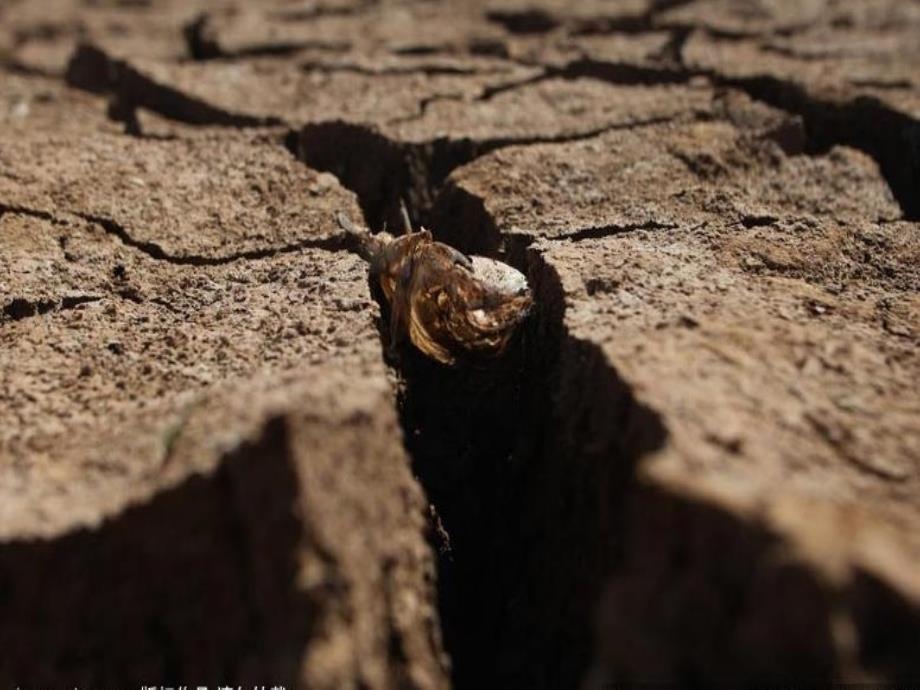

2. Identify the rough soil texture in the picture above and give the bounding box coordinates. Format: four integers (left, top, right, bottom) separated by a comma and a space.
1, 0, 919, 688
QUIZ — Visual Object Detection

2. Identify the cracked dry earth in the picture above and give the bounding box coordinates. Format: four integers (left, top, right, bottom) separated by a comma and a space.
1, 0, 919, 687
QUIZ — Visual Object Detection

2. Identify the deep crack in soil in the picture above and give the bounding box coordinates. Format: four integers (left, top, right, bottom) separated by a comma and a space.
284, 115, 682, 235
320, 142, 667, 687
0, 202, 351, 267
717, 75, 920, 220
398, 245, 667, 688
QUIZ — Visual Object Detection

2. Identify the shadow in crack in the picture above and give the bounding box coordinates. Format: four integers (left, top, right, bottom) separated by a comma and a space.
590, 484, 838, 686
287, 121, 415, 232
719, 76, 920, 221
590, 483, 920, 686
369, 212, 668, 688
0, 418, 313, 686
849, 567, 920, 681
312, 131, 670, 687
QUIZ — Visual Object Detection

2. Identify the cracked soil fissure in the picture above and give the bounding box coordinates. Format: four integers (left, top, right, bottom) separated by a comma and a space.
285, 113, 686, 236
0, 202, 352, 268
72, 39, 918, 222
311, 127, 669, 687
715, 74, 920, 220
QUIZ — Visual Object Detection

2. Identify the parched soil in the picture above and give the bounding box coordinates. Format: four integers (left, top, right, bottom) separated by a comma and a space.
1, 0, 918, 688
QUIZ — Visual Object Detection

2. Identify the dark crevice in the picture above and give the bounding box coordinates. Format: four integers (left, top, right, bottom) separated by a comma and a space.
651, 26, 693, 66
427, 184, 513, 260
202, 40, 353, 62
660, 22, 817, 42
714, 75, 920, 220
849, 568, 920, 680
847, 78, 913, 91
386, 92, 466, 126
0, 203, 350, 267
183, 13, 222, 60
80, 212, 351, 266
0, 203, 62, 226
759, 43, 876, 62
734, 214, 779, 229
298, 60, 512, 77
0, 416, 316, 685
183, 12, 351, 61
60, 294, 103, 309
399, 214, 668, 690
485, 0, 695, 37
284, 123, 412, 231
486, 9, 561, 35
559, 59, 685, 89
393, 44, 450, 57
477, 56, 692, 102
570, 14, 653, 36
309, 118, 669, 688
558, 220, 679, 242
65, 43, 284, 128
474, 70, 550, 102
389, 38, 515, 61
285, 114, 683, 233
2, 297, 56, 321
57, 295, 102, 311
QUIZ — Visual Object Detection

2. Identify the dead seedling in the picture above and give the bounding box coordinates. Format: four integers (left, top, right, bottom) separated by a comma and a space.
336, 207, 532, 366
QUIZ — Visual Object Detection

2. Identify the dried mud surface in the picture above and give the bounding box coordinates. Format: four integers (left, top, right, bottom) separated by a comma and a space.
1, 0, 919, 688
